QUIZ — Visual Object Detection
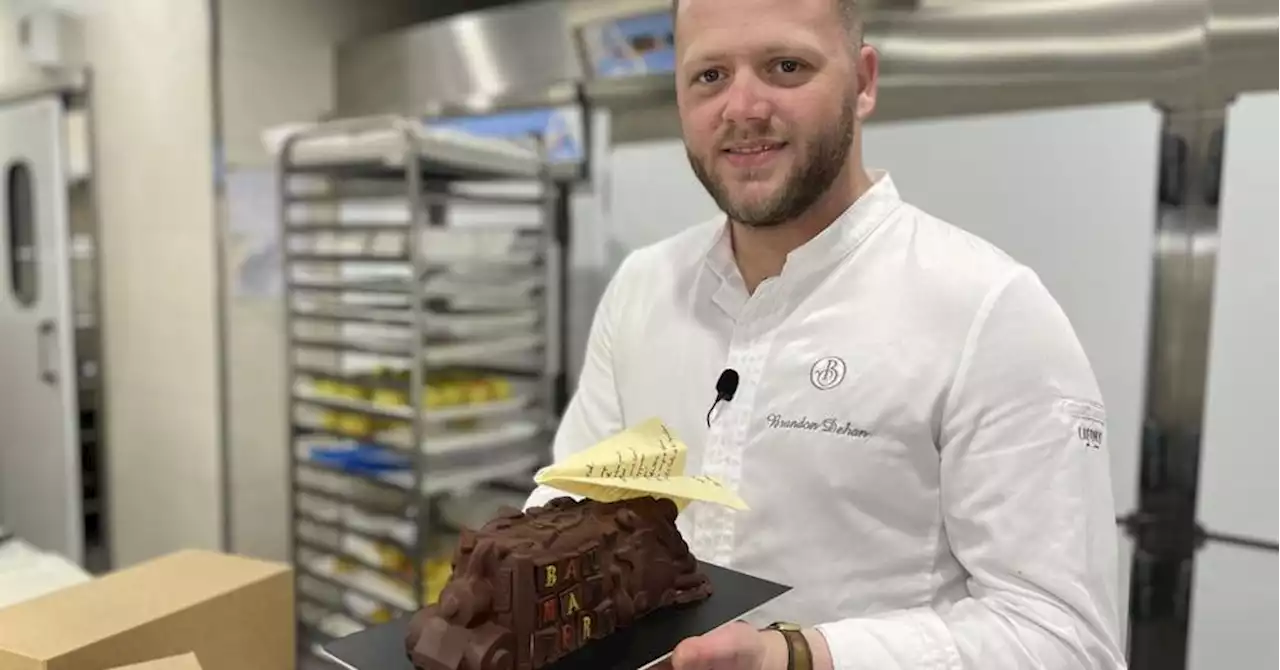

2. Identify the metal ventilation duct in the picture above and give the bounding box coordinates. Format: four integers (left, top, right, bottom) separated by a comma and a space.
335, 0, 584, 119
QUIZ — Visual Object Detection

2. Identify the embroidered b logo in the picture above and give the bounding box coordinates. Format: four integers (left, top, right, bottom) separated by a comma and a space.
810, 357, 847, 390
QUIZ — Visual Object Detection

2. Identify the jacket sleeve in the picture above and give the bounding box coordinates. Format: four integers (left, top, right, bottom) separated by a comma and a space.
814, 268, 1127, 670
522, 253, 637, 511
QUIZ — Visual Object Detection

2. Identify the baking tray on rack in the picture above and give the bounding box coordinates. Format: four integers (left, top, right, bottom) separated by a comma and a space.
292, 411, 543, 457
288, 269, 546, 310
293, 376, 538, 424
311, 309, 540, 339
277, 124, 543, 179
293, 437, 544, 500
288, 331, 546, 363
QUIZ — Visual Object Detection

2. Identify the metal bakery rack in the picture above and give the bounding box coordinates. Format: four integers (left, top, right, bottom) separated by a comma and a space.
275, 115, 566, 660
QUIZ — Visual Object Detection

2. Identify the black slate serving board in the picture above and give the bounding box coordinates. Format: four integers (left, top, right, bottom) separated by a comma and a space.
320, 561, 790, 670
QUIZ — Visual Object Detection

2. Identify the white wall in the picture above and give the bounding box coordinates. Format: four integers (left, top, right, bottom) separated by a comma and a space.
79, 0, 223, 566
217, 0, 434, 562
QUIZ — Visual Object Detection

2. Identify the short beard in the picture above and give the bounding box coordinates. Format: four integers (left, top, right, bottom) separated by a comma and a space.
687, 102, 855, 228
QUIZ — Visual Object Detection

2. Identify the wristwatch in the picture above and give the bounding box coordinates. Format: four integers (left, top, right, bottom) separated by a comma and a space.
764, 621, 813, 670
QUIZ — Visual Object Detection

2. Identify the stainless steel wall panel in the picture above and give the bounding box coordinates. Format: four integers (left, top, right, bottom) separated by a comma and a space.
870, 0, 1206, 82
585, 0, 1248, 138
333, 0, 1275, 135
334, 0, 583, 118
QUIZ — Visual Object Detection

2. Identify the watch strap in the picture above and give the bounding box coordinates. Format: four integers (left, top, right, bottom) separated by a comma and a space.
766, 622, 813, 670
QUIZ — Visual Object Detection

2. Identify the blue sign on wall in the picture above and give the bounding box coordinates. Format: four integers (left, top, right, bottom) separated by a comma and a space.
425, 106, 584, 164
580, 11, 676, 79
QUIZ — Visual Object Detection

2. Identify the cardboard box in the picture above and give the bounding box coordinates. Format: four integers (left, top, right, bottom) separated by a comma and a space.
0, 550, 293, 670
109, 654, 203, 670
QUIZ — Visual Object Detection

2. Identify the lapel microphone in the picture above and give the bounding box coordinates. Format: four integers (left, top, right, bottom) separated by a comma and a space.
706, 369, 741, 427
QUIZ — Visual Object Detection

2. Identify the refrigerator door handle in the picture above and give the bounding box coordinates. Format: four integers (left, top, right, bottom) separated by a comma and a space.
1200, 527, 1279, 553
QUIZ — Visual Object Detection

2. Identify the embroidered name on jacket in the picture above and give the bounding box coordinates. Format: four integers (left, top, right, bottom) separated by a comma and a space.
765, 413, 870, 439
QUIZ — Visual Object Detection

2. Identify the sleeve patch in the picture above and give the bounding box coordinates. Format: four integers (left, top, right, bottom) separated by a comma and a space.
1058, 398, 1106, 451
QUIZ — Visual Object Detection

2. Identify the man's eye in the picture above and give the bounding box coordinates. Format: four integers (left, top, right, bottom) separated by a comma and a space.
776, 60, 802, 74
696, 70, 722, 84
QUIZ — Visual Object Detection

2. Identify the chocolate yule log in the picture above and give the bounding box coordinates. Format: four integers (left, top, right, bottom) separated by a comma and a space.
404, 496, 712, 670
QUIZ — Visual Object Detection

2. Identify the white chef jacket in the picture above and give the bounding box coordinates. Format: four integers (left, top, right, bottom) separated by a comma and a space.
524, 172, 1126, 670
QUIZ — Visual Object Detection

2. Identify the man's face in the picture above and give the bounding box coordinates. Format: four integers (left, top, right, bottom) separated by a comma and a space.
675, 0, 872, 227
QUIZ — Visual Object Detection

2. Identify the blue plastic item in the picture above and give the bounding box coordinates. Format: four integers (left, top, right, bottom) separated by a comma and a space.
308, 443, 410, 475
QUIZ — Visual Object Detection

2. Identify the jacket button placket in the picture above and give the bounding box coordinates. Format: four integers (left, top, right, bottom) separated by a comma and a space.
699, 285, 782, 567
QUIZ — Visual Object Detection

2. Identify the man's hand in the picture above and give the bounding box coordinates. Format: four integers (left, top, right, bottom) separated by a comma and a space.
661, 621, 788, 670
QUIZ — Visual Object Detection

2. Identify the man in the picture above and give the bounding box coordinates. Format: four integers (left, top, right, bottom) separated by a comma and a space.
523, 0, 1127, 668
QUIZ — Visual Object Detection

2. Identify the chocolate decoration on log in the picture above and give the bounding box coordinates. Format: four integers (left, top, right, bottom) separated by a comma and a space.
405, 496, 712, 670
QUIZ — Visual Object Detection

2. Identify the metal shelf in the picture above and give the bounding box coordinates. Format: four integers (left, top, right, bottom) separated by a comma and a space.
297, 561, 413, 615
279, 114, 563, 646
295, 509, 413, 557
298, 592, 382, 629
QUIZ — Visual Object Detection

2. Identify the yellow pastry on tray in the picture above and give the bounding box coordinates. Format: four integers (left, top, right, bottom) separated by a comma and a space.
422, 557, 453, 605
371, 387, 406, 408
336, 412, 371, 437
438, 384, 466, 406
314, 380, 342, 430
424, 386, 444, 408
466, 380, 493, 404
313, 379, 339, 397
489, 377, 512, 400
378, 543, 408, 573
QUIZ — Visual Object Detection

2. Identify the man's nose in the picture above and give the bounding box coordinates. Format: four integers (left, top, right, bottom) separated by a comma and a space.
720, 73, 773, 125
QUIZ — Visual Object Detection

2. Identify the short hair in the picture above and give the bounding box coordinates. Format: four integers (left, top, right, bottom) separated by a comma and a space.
672, 0, 864, 45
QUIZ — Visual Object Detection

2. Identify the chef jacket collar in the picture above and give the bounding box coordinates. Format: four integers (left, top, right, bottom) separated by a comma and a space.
704, 170, 902, 290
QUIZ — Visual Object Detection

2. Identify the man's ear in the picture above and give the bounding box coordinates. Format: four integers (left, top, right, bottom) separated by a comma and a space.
855, 43, 879, 121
